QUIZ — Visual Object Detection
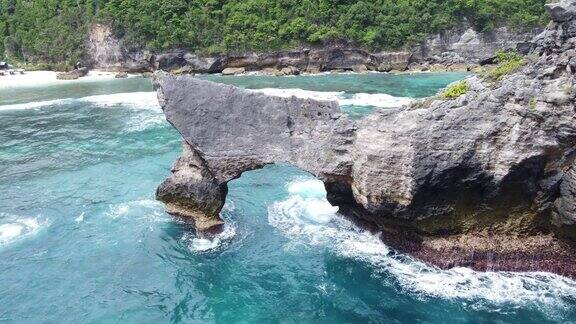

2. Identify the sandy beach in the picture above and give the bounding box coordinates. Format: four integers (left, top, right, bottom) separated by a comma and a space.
0, 70, 139, 90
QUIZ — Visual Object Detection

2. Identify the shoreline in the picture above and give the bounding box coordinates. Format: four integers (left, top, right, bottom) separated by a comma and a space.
0, 66, 475, 89
0, 70, 141, 90
337, 206, 576, 279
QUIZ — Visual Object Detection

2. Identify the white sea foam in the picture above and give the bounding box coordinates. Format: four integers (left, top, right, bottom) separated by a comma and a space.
74, 212, 85, 223
79, 92, 160, 110
125, 112, 166, 132
186, 224, 237, 252
253, 88, 343, 102
0, 71, 137, 90
339, 92, 413, 108
0, 214, 46, 246
0, 98, 73, 111
107, 199, 166, 222
252, 88, 413, 108
268, 178, 576, 312
0, 92, 160, 112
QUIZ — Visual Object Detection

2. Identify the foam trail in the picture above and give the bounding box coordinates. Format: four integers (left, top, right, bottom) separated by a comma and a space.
0, 99, 72, 111
107, 199, 167, 222
0, 92, 160, 112
0, 214, 47, 246
268, 178, 576, 312
252, 88, 344, 102
79, 92, 160, 110
252, 88, 413, 108
185, 224, 237, 252
340, 93, 413, 108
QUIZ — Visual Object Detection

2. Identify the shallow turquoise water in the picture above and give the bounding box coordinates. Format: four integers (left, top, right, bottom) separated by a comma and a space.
0, 73, 575, 323
201, 72, 469, 119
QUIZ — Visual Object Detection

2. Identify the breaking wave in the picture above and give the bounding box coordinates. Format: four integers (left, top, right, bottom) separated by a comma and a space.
0, 92, 160, 111
0, 214, 47, 247
184, 224, 237, 252
183, 201, 238, 253
0, 98, 73, 111
253, 88, 413, 108
80, 92, 160, 110
0, 88, 410, 112
268, 179, 576, 313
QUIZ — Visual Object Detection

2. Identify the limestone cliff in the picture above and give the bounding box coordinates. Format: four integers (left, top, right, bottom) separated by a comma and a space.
87, 24, 152, 72
89, 24, 538, 73
154, 1, 576, 276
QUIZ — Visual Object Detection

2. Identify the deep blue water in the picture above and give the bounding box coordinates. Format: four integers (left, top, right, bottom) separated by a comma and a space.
0, 73, 575, 323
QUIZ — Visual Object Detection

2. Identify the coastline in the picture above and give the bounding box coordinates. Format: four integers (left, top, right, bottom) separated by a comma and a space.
0, 70, 140, 90
0, 67, 475, 91
337, 205, 576, 279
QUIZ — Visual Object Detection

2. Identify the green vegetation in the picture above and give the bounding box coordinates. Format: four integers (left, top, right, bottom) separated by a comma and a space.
442, 80, 470, 99
488, 49, 526, 80
561, 84, 573, 95
0, 0, 549, 66
528, 97, 537, 110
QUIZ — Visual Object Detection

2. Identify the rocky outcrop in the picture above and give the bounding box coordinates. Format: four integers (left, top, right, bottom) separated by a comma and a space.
56, 67, 89, 80
221, 67, 245, 75
155, 1, 576, 276
155, 74, 355, 230
412, 26, 540, 68
87, 24, 152, 72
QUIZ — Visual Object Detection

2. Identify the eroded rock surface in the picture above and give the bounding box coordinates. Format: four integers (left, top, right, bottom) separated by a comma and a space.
154, 1, 576, 275
90, 24, 539, 73
155, 74, 355, 231
56, 67, 89, 80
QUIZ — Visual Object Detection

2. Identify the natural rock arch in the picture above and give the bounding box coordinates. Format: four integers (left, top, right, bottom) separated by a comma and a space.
154, 74, 357, 232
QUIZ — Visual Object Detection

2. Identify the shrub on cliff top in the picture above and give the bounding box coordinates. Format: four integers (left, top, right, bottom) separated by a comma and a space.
442, 80, 470, 99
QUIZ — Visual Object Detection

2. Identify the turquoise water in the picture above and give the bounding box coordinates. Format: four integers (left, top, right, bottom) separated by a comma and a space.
201, 72, 469, 119
0, 73, 575, 323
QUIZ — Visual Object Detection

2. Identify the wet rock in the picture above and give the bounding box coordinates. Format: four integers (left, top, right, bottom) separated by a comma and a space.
56, 67, 89, 80
156, 142, 227, 233
545, 0, 576, 22
171, 65, 193, 75
280, 66, 300, 75
221, 67, 245, 75
115, 72, 128, 78
305, 66, 321, 74
351, 64, 368, 73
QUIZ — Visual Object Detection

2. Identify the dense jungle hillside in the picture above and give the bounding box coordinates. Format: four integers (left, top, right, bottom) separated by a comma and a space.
0, 0, 548, 66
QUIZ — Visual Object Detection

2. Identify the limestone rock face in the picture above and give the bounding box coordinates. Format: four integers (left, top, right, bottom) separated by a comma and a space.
546, 0, 576, 22
347, 2, 576, 238
413, 26, 540, 66
154, 74, 356, 230
87, 24, 152, 72
156, 142, 227, 232
221, 67, 245, 75
154, 1, 576, 252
